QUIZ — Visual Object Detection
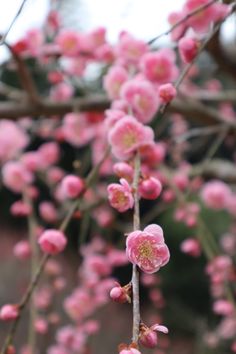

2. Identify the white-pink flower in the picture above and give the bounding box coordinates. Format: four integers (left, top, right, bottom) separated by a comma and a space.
103, 66, 128, 100
201, 180, 231, 210
121, 79, 159, 123
107, 178, 134, 212
140, 48, 178, 84
0, 120, 28, 162
108, 115, 154, 160
126, 224, 170, 274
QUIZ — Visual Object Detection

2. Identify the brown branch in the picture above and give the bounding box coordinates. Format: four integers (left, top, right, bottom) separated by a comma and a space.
191, 158, 236, 183
0, 95, 110, 119
5, 43, 40, 104
181, 90, 236, 102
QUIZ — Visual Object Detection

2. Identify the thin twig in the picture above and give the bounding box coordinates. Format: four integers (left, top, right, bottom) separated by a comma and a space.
131, 153, 141, 344
175, 124, 225, 143
148, 0, 217, 44
0, 0, 28, 45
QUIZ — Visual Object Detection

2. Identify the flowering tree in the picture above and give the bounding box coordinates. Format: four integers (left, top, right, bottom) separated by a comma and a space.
0, 0, 236, 353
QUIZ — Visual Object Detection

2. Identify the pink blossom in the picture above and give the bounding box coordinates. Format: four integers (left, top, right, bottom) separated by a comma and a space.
139, 177, 162, 200
34, 317, 48, 334
180, 238, 201, 257
105, 109, 126, 130
201, 180, 231, 210
56, 30, 81, 56
141, 143, 166, 167
168, 11, 187, 41
2, 161, 33, 193
178, 37, 199, 63
113, 162, 134, 182
121, 79, 159, 123
213, 300, 234, 316
61, 175, 84, 199
62, 113, 94, 147
38, 229, 67, 255
39, 201, 58, 223
103, 66, 128, 99
119, 348, 141, 354
0, 120, 28, 162
139, 323, 168, 348
64, 289, 94, 321
85, 27, 107, 51
48, 346, 70, 354
10, 200, 32, 217
126, 224, 170, 273
158, 83, 177, 103
107, 178, 134, 212
116, 32, 149, 66
38, 142, 60, 167
21, 151, 42, 172
108, 115, 154, 160
47, 167, 65, 184
50, 82, 74, 102
184, 0, 229, 33
13, 240, 31, 260
0, 304, 19, 321
140, 49, 178, 84
25, 29, 44, 56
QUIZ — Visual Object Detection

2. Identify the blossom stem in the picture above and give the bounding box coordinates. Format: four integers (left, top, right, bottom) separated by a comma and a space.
132, 152, 141, 343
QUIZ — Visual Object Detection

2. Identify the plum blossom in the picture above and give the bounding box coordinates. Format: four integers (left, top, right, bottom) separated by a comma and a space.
201, 180, 232, 210
121, 79, 159, 123
103, 66, 128, 99
139, 322, 168, 348
0, 120, 28, 162
0, 304, 19, 321
107, 178, 134, 212
178, 37, 199, 63
38, 230, 67, 255
116, 32, 149, 66
140, 48, 178, 85
126, 224, 170, 274
108, 115, 154, 160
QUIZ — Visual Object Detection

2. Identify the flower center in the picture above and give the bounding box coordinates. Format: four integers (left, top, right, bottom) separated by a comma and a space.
138, 240, 153, 259
122, 132, 137, 148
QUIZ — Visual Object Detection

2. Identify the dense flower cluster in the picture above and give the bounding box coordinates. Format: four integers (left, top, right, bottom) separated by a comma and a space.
0, 0, 235, 353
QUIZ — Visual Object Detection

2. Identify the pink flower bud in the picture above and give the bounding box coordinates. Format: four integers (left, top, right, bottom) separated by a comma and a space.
61, 175, 84, 198
139, 323, 169, 348
34, 317, 48, 334
113, 162, 134, 182
0, 304, 19, 321
13, 240, 31, 260
178, 37, 199, 63
6, 346, 16, 354
139, 177, 162, 200
38, 229, 67, 255
158, 83, 177, 103
213, 300, 234, 316
10, 200, 32, 217
180, 238, 201, 257
110, 283, 131, 303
